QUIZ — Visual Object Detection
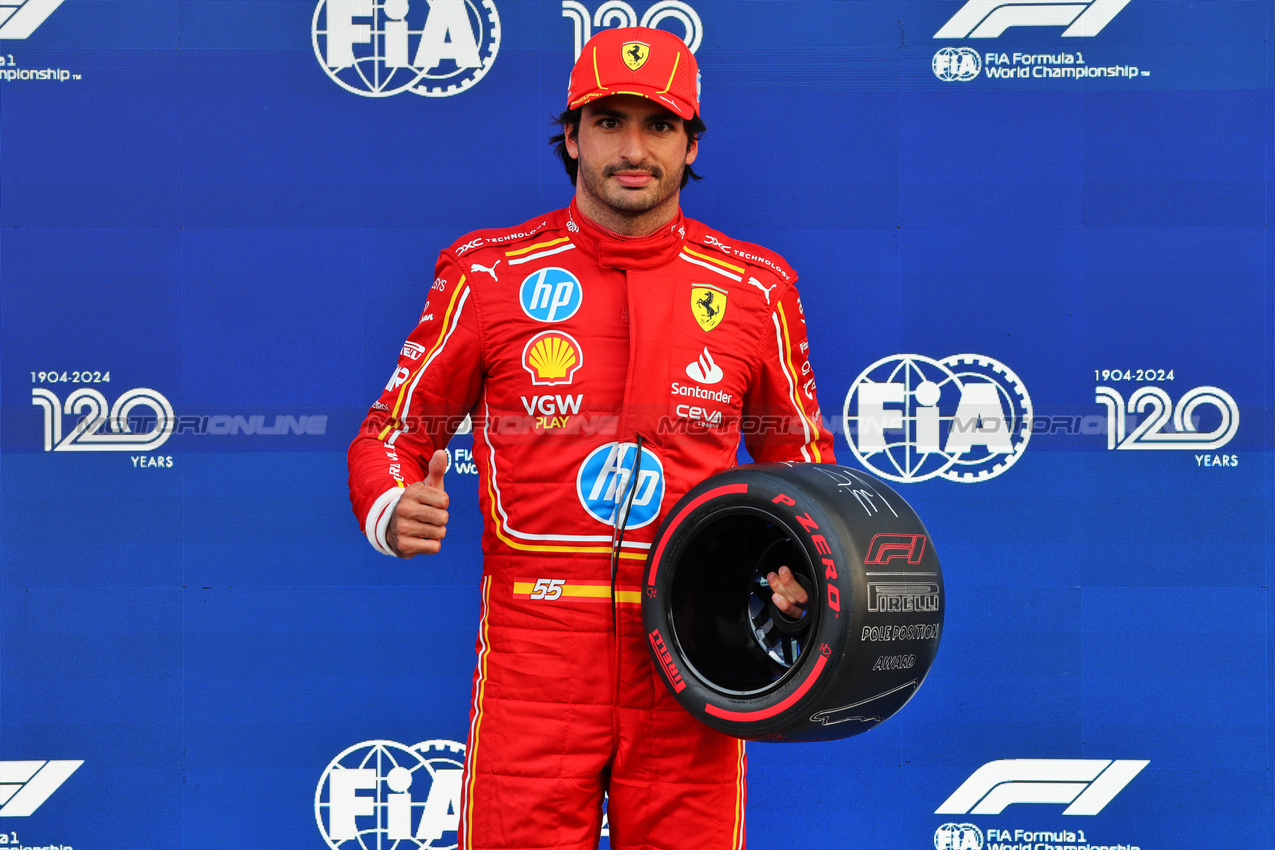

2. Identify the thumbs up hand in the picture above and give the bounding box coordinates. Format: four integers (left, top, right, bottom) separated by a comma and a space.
386, 450, 450, 558
423, 447, 447, 491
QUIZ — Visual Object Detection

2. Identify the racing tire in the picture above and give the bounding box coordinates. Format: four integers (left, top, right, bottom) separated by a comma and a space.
642, 463, 943, 742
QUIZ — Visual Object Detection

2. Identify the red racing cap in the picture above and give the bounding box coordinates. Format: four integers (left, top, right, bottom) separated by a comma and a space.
567, 27, 701, 119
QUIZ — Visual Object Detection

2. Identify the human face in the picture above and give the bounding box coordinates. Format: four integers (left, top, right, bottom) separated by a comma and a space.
564, 94, 699, 235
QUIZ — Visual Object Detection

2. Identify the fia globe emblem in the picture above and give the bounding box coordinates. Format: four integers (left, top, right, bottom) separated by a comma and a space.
312, 0, 501, 97
315, 739, 465, 850
935, 823, 984, 850
843, 354, 1032, 483
933, 47, 981, 81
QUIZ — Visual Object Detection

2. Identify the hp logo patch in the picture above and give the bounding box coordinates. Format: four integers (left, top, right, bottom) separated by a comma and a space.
315, 739, 465, 850
519, 267, 583, 323
312, 0, 500, 98
843, 354, 1032, 483
933, 47, 981, 81
577, 442, 665, 528
935, 823, 983, 850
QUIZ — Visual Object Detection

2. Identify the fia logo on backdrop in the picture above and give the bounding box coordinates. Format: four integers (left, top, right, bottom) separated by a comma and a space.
842, 354, 1032, 484
316, 740, 465, 850
312, 0, 501, 97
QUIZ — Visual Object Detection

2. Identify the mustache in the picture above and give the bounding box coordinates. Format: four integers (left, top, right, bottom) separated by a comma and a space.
604, 163, 662, 179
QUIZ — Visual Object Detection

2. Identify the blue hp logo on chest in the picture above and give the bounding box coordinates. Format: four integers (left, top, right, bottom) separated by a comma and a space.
576, 442, 665, 529
519, 267, 583, 322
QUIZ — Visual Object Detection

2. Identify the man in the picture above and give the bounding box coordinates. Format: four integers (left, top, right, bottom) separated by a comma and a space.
348, 26, 834, 849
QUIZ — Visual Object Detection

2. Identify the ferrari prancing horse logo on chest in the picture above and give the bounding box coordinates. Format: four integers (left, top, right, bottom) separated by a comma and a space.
622, 42, 650, 71
691, 285, 727, 331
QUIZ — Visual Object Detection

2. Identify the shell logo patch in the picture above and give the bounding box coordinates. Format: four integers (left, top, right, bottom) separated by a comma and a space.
691, 285, 727, 332
523, 330, 583, 385
622, 41, 650, 71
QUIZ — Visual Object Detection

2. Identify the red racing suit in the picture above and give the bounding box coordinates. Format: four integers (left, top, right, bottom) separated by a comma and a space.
348, 201, 835, 850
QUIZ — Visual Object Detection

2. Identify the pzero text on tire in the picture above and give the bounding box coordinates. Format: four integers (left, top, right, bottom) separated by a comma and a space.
642, 463, 943, 742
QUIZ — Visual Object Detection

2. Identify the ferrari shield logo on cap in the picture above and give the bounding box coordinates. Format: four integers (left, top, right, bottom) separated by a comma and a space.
621, 41, 650, 71
691, 285, 727, 332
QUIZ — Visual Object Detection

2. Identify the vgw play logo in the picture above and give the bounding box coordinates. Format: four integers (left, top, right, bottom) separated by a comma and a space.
312, 0, 500, 97
316, 740, 465, 850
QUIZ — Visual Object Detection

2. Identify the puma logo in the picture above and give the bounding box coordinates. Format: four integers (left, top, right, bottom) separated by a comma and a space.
471, 259, 501, 281
747, 276, 777, 304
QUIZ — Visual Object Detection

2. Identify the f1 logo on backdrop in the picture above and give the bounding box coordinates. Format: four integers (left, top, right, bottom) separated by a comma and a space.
937, 759, 1149, 815
315, 740, 464, 850
312, 0, 501, 98
934, 0, 1133, 38
842, 354, 1032, 484
0, 0, 64, 39
0, 760, 82, 816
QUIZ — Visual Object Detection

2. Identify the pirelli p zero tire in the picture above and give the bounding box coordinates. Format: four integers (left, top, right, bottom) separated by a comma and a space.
642, 463, 943, 742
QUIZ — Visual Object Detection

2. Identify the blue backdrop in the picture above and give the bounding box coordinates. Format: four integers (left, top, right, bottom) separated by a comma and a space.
0, 1, 1271, 848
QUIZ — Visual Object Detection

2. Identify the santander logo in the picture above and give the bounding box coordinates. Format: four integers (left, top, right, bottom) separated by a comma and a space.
686, 348, 724, 385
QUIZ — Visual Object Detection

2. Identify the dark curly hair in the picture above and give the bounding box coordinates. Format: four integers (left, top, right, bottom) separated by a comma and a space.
549, 106, 706, 188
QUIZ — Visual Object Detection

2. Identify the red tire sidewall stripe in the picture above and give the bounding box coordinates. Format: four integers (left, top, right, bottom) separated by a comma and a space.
703, 654, 829, 721
646, 482, 750, 586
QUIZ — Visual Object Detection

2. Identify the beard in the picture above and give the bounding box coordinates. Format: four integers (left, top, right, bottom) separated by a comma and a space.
576, 156, 686, 217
